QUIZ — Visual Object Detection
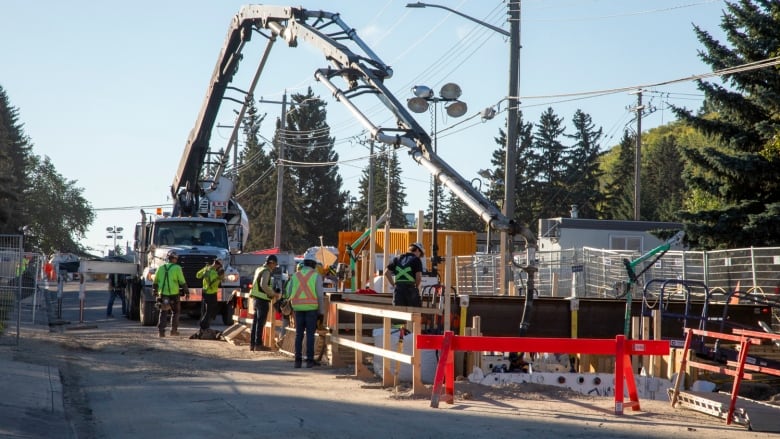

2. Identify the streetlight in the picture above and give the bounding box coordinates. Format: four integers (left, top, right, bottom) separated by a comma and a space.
407, 1, 520, 295
407, 83, 468, 275
106, 226, 123, 256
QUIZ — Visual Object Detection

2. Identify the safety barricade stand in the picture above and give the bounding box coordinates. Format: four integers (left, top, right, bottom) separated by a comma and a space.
417, 331, 670, 413
669, 327, 780, 427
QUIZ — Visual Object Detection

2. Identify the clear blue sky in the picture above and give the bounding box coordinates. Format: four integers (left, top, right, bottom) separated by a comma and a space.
0, 0, 725, 255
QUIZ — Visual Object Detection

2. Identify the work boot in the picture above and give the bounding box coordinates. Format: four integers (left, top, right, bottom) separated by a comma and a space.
170, 330, 180, 336
306, 360, 320, 368
158, 331, 165, 338
249, 345, 255, 352
294, 360, 302, 369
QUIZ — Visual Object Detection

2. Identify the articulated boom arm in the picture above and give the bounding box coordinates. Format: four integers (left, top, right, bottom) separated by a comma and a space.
175, 4, 536, 249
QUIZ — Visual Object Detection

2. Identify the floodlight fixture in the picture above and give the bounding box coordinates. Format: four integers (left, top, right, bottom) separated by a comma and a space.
407, 97, 429, 113
445, 101, 467, 118
411, 85, 433, 99
439, 82, 462, 100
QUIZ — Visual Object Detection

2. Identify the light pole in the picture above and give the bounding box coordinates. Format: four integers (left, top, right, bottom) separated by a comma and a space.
106, 226, 123, 256
407, 1, 520, 295
407, 83, 468, 275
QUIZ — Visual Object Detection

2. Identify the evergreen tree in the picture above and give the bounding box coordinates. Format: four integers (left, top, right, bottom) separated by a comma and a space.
442, 190, 482, 232
529, 107, 568, 220
564, 110, 604, 218
671, 0, 780, 248
0, 85, 93, 254
486, 113, 534, 228
354, 143, 407, 229
283, 89, 348, 251
642, 133, 686, 222
601, 131, 636, 220
233, 98, 277, 251
0, 86, 32, 234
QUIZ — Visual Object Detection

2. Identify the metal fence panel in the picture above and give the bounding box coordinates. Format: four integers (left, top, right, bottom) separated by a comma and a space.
454, 246, 780, 327
0, 234, 49, 346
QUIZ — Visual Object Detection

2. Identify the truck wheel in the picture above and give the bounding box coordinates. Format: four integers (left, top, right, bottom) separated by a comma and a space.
127, 284, 140, 321
221, 303, 234, 325
140, 299, 157, 326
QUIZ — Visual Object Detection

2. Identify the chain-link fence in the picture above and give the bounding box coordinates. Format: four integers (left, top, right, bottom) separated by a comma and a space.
455, 246, 780, 327
0, 234, 49, 346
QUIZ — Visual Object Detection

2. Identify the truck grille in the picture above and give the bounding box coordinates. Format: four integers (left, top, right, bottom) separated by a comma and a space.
177, 254, 215, 286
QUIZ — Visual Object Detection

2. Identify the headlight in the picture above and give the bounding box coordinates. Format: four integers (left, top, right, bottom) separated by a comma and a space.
226, 273, 239, 283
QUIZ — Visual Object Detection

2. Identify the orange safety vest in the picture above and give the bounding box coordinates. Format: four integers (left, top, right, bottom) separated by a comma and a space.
288, 268, 318, 311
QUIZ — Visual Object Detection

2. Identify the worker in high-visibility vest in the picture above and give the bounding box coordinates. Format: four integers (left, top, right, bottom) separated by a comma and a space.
154, 250, 188, 338
196, 259, 223, 330
284, 258, 324, 368
384, 242, 424, 307
249, 255, 279, 351
16, 256, 29, 277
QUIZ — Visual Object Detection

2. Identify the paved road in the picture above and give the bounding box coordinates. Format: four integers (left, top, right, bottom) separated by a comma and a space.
0, 279, 770, 439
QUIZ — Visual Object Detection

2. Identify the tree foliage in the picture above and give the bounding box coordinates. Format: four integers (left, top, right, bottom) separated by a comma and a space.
234, 98, 277, 251
279, 89, 348, 252
353, 143, 408, 229
0, 85, 93, 254
671, 0, 780, 248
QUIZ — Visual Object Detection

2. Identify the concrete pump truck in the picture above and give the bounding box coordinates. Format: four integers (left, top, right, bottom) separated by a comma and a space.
128, 4, 539, 331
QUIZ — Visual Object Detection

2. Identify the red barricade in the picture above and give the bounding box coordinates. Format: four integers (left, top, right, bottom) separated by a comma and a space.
417, 331, 670, 414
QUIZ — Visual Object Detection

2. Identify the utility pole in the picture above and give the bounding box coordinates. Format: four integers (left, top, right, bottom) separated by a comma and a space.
367, 140, 375, 230
501, 0, 521, 296
630, 89, 644, 221
273, 92, 288, 248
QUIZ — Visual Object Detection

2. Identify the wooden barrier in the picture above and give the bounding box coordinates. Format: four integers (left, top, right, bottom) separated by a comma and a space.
329, 301, 431, 396
417, 331, 670, 413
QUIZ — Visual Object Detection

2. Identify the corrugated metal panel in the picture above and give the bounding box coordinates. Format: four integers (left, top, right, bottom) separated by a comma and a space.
336, 229, 476, 289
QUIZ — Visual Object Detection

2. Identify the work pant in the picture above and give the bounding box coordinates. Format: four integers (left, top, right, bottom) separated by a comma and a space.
106, 288, 127, 317
157, 295, 181, 334
393, 283, 421, 307
294, 309, 318, 362
250, 297, 270, 348
199, 293, 218, 329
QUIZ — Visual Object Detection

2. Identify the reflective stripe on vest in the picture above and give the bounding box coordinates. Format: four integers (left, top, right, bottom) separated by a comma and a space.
290, 270, 318, 309
395, 266, 415, 283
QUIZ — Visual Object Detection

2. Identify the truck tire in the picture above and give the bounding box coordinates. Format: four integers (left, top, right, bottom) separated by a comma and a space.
140, 299, 157, 326
221, 302, 234, 325
126, 283, 140, 321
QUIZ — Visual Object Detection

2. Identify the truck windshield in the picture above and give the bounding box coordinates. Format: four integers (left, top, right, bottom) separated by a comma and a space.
154, 222, 227, 248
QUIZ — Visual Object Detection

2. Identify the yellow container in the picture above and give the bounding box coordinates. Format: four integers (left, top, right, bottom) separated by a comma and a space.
337, 228, 476, 286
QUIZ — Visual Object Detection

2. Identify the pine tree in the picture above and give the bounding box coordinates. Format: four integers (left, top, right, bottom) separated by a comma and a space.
0, 85, 93, 253
486, 113, 534, 228
354, 143, 407, 229
642, 132, 685, 222
0, 86, 32, 233
671, 0, 780, 248
442, 190, 482, 232
563, 110, 604, 218
234, 98, 277, 251
601, 131, 636, 220
529, 107, 568, 220
282, 89, 348, 251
